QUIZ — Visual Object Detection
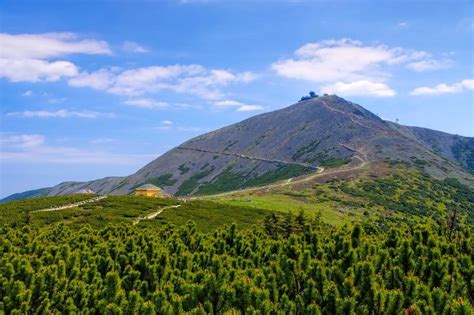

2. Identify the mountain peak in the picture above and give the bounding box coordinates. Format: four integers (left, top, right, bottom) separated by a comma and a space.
3, 96, 473, 201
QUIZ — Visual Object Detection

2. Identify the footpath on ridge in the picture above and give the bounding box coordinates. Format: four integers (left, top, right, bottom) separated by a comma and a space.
34, 196, 108, 212
176, 146, 319, 170
133, 204, 181, 225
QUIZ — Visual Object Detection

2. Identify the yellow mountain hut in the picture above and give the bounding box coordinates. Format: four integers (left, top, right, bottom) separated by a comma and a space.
134, 184, 162, 197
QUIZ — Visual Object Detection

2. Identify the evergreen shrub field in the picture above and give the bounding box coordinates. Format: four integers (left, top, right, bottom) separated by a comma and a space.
1, 216, 472, 314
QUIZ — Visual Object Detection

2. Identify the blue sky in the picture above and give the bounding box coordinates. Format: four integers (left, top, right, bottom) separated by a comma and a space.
1, 0, 473, 198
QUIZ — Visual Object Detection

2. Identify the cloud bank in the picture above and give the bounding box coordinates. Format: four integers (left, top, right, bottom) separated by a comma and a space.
0, 32, 111, 82
272, 38, 451, 97
411, 79, 474, 95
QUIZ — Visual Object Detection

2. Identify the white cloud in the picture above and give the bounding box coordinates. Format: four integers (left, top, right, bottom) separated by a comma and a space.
321, 80, 396, 97
154, 122, 208, 133
0, 32, 111, 83
272, 39, 450, 84
176, 126, 208, 132
410, 79, 474, 95
397, 21, 410, 28
124, 98, 169, 109
235, 71, 258, 83
68, 68, 115, 90
110, 64, 204, 96
213, 100, 243, 107
1, 149, 156, 164
1, 144, 155, 165
214, 100, 265, 111
22, 90, 33, 97
174, 103, 205, 110
69, 65, 256, 101
237, 105, 266, 112
0, 32, 111, 59
6, 109, 115, 119
90, 138, 117, 144
122, 41, 149, 53
271, 38, 454, 98
0, 59, 78, 82
157, 120, 174, 130
47, 97, 67, 104
273, 39, 395, 83
462, 79, 474, 89
406, 59, 452, 72
161, 120, 173, 126
0, 33, 256, 105
0, 134, 45, 148
1, 133, 155, 165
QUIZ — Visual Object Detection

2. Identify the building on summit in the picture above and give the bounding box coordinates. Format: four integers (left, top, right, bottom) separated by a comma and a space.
134, 184, 163, 197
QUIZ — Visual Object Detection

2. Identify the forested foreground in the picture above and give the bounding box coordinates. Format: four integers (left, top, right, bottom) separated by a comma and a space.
0, 217, 472, 314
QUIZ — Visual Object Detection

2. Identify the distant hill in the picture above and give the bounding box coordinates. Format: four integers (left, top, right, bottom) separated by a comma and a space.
0, 187, 52, 203
3, 95, 473, 202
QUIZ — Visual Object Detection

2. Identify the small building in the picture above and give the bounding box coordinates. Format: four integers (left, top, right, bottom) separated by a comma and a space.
134, 184, 162, 197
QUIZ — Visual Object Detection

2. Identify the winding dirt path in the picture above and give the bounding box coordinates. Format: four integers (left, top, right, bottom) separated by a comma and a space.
194, 151, 368, 199
34, 196, 108, 212
132, 204, 181, 225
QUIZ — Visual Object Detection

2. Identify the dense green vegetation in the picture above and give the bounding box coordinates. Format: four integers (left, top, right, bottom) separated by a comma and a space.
178, 164, 191, 175
213, 191, 367, 227
130, 174, 178, 191
290, 142, 351, 168
340, 172, 474, 223
197, 164, 314, 195
214, 165, 474, 227
451, 137, 474, 174
304, 152, 351, 168
196, 167, 247, 195
292, 140, 321, 161
145, 174, 177, 187
31, 196, 178, 229
1, 215, 471, 314
150, 200, 271, 233
1, 163, 472, 313
175, 163, 314, 197
176, 167, 215, 196
0, 194, 96, 226
244, 165, 314, 188
0, 195, 273, 232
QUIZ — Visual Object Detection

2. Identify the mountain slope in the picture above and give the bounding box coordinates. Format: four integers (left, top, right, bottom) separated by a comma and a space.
0, 187, 52, 203
3, 95, 473, 201
387, 122, 474, 173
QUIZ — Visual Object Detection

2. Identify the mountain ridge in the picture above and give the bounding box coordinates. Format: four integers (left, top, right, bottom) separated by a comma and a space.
3, 95, 473, 202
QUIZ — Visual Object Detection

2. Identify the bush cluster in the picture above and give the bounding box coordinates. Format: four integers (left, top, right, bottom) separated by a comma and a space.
1, 217, 471, 314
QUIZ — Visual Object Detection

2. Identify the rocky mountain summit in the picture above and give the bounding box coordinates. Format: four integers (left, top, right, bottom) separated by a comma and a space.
4, 95, 473, 201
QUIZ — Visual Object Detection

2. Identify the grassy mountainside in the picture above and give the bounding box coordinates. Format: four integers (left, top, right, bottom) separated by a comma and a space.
451, 136, 474, 173
5, 95, 472, 202
2, 163, 472, 230
387, 123, 474, 174
208, 162, 474, 226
